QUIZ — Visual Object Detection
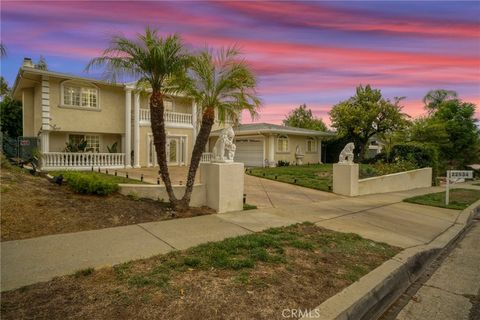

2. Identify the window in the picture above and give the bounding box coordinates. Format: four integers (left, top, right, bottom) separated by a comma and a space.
85, 135, 100, 152
164, 99, 174, 112
62, 81, 98, 108
277, 135, 289, 152
306, 137, 316, 152
68, 134, 100, 152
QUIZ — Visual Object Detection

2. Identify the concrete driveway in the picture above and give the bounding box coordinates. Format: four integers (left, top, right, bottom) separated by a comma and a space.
244, 174, 341, 208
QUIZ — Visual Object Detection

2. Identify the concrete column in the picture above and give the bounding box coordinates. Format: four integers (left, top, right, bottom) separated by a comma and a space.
192, 101, 197, 141
40, 131, 49, 153
268, 135, 275, 167
124, 89, 132, 168
333, 163, 359, 196
133, 92, 141, 168
201, 162, 244, 213
41, 76, 50, 131
318, 138, 322, 163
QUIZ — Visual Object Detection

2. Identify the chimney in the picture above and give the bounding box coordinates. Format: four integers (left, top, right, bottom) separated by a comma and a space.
22, 57, 34, 68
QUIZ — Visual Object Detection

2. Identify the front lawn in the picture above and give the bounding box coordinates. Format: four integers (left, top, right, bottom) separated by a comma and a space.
248, 164, 334, 191
247, 163, 398, 192
404, 188, 480, 210
0, 223, 399, 319
0, 165, 213, 241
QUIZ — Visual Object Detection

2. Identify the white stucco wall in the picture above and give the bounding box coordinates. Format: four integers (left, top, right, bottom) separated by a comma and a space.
358, 168, 432, 195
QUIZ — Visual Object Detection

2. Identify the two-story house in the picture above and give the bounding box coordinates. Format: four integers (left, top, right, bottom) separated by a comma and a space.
11, 58, 230, 170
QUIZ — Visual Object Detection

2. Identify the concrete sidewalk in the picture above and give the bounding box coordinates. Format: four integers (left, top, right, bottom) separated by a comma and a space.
396, 221, 480, 320
0, 185, 475, 292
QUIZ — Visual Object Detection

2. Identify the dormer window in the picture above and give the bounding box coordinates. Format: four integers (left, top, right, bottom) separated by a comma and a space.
62, 81, 99, 108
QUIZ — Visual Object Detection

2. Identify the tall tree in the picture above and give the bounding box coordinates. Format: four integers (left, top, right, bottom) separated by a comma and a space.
429, 98, 479, 167
423, 89, 457, 113
329, 85, 409, 161
87, 28, 191, 210
174, 47, 260, 209
1, 96, 22, 138
283, 104, 327, 131
0, 43, 6, 57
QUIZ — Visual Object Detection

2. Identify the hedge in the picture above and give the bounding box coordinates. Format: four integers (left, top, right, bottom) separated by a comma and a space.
62, 172, 119, 195
389, 142, 439, 180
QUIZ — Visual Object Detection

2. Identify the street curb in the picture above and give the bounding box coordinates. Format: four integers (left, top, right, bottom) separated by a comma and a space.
302, 199, 480, 320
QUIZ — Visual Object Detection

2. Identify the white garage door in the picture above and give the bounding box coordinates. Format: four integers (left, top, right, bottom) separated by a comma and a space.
234, 137, 264, 167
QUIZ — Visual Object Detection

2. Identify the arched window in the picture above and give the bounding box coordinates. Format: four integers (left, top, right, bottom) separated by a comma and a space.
61, 80, 99, 109
277, 135, 289, 152
306, 137, 316, 152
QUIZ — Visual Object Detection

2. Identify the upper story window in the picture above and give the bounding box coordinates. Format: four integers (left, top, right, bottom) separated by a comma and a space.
164, 99, 174, 112
306, 137, 317, 152
277, 135, 289, 152
62, 81, 99, 109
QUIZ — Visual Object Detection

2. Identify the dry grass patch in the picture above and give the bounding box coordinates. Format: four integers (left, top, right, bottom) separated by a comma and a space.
0, 164, 213, 241
1, 223, 400, 319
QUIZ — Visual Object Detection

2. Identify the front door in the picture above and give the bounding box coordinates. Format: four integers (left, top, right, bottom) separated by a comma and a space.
167, 137, 180, 165
148, 135, 184, 166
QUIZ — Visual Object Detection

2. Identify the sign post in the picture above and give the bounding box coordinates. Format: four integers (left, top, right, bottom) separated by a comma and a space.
445, 170, 473, 205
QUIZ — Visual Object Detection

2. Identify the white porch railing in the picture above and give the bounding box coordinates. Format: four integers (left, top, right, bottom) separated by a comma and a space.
140, 109, 192, 125
42, 152, 125, 170
200, 152, 214, 163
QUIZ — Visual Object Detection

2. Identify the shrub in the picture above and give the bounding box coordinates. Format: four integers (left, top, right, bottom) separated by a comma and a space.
277, 160, 290, 167
63, 172, 119, 195
389, 142, 439, 178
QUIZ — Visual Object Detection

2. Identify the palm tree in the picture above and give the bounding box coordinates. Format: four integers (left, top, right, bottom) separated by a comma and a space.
423, 89, 457, 113
87, 28, 191, 209
0, 43, 6, 57
175, 47, 260, 209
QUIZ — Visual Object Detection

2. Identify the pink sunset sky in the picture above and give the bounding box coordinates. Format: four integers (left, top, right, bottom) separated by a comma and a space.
1, 1, 479, 126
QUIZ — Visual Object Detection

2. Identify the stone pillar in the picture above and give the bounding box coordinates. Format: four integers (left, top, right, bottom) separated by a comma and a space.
201, 162, 244, 213
40, 131, 49, 153
268, 135, 275, 167
41, 76, 50, 131
133, 92, 141, 168
192, 101, 197, 141
333, 163, 359, 196
124, 88, 132, 168
317, 138, 322, 163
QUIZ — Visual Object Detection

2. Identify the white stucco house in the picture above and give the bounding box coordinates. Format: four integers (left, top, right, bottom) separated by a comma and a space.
210, 123, 333, 167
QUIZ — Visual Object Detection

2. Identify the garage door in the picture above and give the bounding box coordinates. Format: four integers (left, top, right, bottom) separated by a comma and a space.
234, 137, 264, 167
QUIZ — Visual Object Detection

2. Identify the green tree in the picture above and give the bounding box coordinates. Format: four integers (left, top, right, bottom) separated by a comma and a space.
0, 77, 9, 98
36, 55, 48, 70
175, 47, 260, 208
0, 96, 22, 138
0, 43, 6, 57
329, 85, 409, 161
423, 89, 457, 113
429, 98, 479, 167
283, 104, 327, 131
87, 28, 191, 211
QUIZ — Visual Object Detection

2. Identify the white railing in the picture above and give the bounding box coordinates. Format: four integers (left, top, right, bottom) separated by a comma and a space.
200, 152, 214, 163
42, 152, 125, 170
139, 109, 192, 125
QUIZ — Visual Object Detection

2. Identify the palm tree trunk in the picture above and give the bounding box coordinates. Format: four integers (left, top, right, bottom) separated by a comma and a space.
177, 107, 215, 211
150, 90, 178, 205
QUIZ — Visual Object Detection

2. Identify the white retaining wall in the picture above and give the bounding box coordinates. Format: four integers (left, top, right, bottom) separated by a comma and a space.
333, 164, 432, 196
118, 162, 244, 213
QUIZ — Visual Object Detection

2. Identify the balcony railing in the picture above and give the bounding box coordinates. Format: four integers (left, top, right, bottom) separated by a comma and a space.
42, 152, 125, 170
140, 109, 192, 126
200, 152, 214, 163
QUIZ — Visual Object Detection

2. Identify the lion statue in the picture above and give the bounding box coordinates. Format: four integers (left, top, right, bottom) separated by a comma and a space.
213, 127, 236, 162
338, 142, 355, 164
